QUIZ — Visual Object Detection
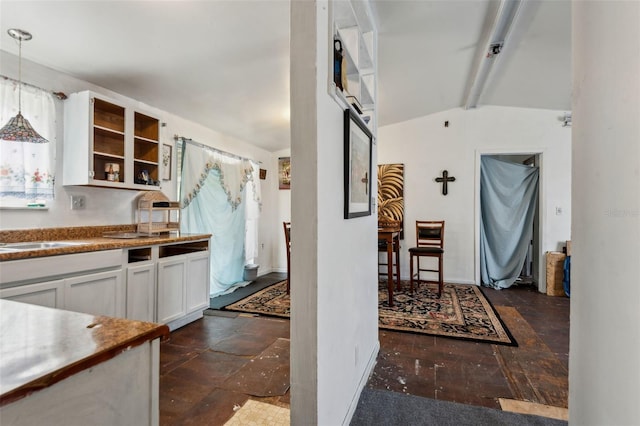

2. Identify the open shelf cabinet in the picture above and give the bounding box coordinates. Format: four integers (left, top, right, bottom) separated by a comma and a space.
63, 90, 163, 190
330, 0, 377, 133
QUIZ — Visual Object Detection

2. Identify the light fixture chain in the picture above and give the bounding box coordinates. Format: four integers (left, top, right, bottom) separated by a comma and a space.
17, 36, 22, 113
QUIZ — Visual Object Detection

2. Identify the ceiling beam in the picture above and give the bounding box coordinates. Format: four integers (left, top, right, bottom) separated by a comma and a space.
464, 0, 524, 109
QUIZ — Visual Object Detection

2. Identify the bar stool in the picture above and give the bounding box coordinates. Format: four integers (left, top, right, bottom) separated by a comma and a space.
283, 221, 291, 294
378, 235, 401, 290
408, 220, 445, 297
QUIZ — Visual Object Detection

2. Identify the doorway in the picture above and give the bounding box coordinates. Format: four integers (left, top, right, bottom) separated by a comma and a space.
475, 150, 544, 292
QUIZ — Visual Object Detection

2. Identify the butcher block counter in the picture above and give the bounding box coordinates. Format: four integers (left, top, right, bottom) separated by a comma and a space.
0, 299, 169, 424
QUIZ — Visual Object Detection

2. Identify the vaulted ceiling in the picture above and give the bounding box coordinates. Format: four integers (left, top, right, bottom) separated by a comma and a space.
0, 1, 571, 152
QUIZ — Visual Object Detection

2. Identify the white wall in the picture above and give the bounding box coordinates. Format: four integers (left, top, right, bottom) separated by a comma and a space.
290, 1, 379, 424
0, 51, 277, 275
570, 1, 640, 424
378, 106, 572, 288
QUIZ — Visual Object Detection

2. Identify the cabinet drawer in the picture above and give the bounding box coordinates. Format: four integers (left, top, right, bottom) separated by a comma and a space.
0, 250, 122, 287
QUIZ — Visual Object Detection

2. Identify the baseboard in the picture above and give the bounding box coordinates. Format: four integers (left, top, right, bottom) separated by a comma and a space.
396, 275, 477, 285
342, 339, 380, 426
167, 310, 204, 332
257, 267, 274, 276
452, 279, 477, 285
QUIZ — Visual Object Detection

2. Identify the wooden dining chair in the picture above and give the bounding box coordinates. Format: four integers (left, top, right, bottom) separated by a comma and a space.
283, 221, 291, 294
408, 220, 445, 297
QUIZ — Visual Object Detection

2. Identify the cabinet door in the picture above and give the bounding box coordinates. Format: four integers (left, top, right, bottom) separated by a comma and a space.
157, 256, 186, 324
0, 279, 65, 309
65, 269, 124, 317
185, 251, 210, 314
126, 262, 155, 322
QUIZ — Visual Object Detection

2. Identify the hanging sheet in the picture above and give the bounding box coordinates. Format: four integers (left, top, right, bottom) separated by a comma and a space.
180, 140, 260, 297
480, 156, 539, 289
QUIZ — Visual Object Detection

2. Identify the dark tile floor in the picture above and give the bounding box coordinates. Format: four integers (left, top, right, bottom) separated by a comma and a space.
159, 282, 569, 425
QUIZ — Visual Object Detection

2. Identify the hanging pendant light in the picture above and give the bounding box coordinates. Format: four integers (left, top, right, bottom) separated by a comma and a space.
0, 28, 49, 144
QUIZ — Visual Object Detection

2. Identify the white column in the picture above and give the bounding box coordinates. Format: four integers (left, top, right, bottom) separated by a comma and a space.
290, 0, 320, 422
290, 1, 379, 424
570, 1, 640, 424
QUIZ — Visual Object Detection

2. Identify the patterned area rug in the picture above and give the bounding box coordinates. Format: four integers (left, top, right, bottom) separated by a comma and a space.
225, 280, 516, 346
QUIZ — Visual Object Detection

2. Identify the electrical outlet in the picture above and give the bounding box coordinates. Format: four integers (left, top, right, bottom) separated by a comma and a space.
70, 195, 86, 210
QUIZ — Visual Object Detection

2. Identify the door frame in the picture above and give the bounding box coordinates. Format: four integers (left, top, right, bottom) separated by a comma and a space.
474, 148, 547, 293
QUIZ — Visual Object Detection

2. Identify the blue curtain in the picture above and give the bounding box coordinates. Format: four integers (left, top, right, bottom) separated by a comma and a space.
179, 141, 259, 297
480, 156, 539, 289
181, 168, 246, 296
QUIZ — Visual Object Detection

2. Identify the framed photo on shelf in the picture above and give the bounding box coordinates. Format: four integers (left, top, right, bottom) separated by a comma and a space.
344, 109, 373, 219
162, 144, 172, 181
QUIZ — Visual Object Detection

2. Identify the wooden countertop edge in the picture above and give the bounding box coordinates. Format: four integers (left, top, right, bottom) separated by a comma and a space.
0, 233, 212, 262
0, 322, 170, 407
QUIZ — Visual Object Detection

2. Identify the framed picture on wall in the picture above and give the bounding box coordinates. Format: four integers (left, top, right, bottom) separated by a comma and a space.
344, 109, 373, 219
278, 157, 291, 190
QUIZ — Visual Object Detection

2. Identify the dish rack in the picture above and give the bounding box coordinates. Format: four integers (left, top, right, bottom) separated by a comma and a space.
136, 191, 180, 235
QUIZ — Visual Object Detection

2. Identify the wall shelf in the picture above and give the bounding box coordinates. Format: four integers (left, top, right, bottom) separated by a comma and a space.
329, 0, 377, 133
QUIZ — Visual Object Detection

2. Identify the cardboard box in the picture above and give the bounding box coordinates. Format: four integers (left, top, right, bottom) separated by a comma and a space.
566, 240, 572, 256
546, 251, 567, 296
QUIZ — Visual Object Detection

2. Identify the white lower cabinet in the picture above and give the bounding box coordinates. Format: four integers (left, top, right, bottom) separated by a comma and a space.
65, 269, 124, 317
0, 279, 65, 309
126, 262, 156, 322
157, 240, 210, 330
1, 239, 210, 330
185, 251, 209, 313
156, 256, 187, 324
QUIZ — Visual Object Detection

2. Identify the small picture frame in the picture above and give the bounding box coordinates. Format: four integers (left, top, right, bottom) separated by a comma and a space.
162, 144, 172, 181
344, 109, 373, 219
279, 157, 291, 190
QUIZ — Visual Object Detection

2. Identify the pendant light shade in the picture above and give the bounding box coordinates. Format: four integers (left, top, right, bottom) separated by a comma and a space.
0, 112, 49, 143
0, 28, 49, 144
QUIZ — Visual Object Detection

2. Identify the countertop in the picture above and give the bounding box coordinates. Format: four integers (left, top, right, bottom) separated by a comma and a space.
0, 224, 211, 261
0, 299, 169, 406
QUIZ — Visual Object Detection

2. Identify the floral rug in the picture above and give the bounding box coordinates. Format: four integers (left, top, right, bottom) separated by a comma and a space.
225, 280, 516, 346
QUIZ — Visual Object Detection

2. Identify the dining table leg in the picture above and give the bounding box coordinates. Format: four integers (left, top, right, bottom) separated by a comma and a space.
394, 236, 402, 291
387, 237, 394, 306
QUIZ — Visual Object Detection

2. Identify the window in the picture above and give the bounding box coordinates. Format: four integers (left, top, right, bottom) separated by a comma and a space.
0, 78, 56, 207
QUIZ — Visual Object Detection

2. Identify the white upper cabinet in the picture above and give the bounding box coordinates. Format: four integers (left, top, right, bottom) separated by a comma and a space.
63, 90, 162, 190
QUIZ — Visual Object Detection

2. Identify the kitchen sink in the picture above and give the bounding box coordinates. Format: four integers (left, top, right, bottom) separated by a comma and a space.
0, 241, 90, 251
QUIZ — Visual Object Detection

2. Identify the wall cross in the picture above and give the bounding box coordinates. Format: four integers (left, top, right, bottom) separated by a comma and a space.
435, 170, 456, 195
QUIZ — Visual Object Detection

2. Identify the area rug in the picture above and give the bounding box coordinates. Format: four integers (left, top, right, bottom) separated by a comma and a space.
225, 280, 516, 346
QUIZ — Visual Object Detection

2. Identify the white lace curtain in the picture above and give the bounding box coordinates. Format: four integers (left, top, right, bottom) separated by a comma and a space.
0, 79, 56, 200
180, 139, 261, 297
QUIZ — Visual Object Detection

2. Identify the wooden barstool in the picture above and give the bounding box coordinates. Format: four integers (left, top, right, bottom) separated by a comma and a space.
408, 220, 445, 297
283, 221, 291, 294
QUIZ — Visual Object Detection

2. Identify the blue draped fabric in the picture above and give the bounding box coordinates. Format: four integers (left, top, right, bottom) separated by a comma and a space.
181, 168, 246, 296
179, 141, 260, 297
480, 156, 539, 289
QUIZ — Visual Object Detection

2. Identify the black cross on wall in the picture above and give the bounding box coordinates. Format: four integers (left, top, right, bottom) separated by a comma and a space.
435, 170, 456, 195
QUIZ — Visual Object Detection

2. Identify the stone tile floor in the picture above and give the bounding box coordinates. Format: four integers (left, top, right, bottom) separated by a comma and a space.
159, 282, 569, 425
